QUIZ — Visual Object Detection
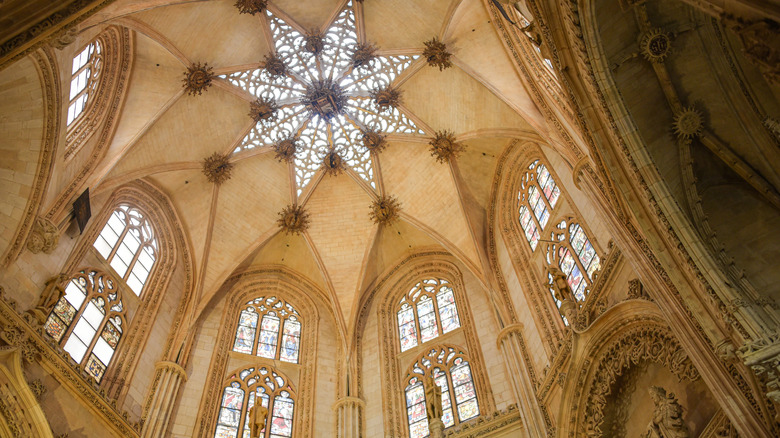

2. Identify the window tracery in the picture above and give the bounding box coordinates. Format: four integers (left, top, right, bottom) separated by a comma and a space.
43, 269, 126, 383
397, 278, 461, 352
404, 346, 480, 437
232, 296, 301, 363
546, 219, 601, 303
214, 366, 296, 438
67, 40, 102, 127
517, 160, 561, 251
221, 0, 424, 194
93, 204, 157, 296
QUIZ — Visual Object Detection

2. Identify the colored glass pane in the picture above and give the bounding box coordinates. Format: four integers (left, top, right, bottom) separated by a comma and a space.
44, 315, 66, 341
53, 299, 77, 325
548, 185, 561, 208
234, 326, 255, 354
257, 314, 280, 358
222, 386, 245, 410
101, 320, 121, 348
280, 318, 301, 363
457, 399, 479, 422
85, 354, 106, 381
215, 425, 237, 438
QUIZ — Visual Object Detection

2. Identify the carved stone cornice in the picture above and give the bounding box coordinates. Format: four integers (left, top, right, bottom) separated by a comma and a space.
442, 404, 521, 437
738, 331, 780, 403
0, 287, 140, 436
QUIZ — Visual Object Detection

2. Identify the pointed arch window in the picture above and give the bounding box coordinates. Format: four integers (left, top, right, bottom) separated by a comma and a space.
518, 160, 561, 251
404, 346, 479, 437
93, 205, 157, 296
546, 219, 601, 302
44, 269, 125, 383
214, 366, 295, 438
67, 40, 103, 126
397, 278, 461, 352
232, 297, 302, 363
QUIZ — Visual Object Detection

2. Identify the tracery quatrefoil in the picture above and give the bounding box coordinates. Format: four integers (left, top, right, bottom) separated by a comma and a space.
222, 0, 425, 194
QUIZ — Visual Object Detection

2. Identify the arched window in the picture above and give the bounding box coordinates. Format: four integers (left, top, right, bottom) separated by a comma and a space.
214, 366, 295, 438
517, 160, 561, 251
44, 269, 126, 383
546, 219, 601, 301
67, 40, 103, 127
404, 346, 479, 437
397, 278, 461, 352
232, 296, 302, 363
93, 205, 157, 296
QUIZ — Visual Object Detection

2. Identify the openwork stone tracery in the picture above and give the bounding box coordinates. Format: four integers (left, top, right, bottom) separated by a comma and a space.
221, 0, 425, 193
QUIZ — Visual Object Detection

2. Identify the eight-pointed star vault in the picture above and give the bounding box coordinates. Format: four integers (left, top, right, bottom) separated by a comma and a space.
221, 0, 425, 194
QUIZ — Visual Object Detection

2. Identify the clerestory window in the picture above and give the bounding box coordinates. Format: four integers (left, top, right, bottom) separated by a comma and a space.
397, 278, 461, 352
517, 160, 561, 251
232, 296, 302, 363
67, 40, 102, 127
93, 205, 157, 296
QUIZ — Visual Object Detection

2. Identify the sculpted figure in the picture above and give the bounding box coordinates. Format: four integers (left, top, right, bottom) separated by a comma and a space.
642, 386, 690, 438
248, 403, 269, 438
424, 376, 443, 421
37, 274, 69, 311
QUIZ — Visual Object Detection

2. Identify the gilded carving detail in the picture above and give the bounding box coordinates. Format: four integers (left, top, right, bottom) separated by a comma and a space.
277, 204, 310, 235
182, 62, 215, 96
201, 152, 234, 185
369, 195, 401, 225
429, 131, 465, 163
423, 37, 453, 71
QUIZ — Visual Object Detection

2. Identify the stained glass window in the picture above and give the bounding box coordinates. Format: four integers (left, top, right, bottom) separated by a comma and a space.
44, 270, 126, 383
220, 0, 425, 194
213, 366, 296, 438
232, 297, 301, 363
404, 346, 480, 438
397, 279, 461, 352
517, 160, 560, 251
545, 219, 601, 324
93, 204, 158, 295
67, 40, 103, 126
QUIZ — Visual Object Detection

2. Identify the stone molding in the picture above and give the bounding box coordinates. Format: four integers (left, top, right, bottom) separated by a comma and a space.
1, 48, 61, 268
442, 404, 521, 437
154, 360, 187, 382
0, 287, 140, 436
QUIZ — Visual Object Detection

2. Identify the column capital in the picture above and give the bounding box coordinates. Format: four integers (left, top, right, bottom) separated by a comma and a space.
155, 360, 188, 381
497, 323, 524, 348
332, 396, 365, 411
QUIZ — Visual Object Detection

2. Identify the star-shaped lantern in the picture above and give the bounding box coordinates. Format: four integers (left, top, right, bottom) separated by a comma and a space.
222, 1, 425, 193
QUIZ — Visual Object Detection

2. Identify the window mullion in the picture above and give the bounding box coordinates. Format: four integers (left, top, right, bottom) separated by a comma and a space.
81, 313, 109, 368
124, 241, 145, 281
107, 226, 129, 262
254, 307, 264, 356
446, 369, 458, 426
411, 297, 422, 346
431, 291, 444, 337
275, 316, 285, 360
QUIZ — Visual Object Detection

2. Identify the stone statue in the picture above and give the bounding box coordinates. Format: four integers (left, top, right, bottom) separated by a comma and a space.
642, 386, 690, 438
248, 403, 268, 438
28, 274, 69, 324
424, 376, 443, 421
548, 267, 578, 322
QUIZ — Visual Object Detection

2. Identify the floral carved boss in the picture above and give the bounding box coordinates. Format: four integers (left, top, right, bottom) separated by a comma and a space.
223, 1, 425, 194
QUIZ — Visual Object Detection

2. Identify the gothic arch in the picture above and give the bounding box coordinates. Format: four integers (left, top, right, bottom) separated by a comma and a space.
560, 301, 700, 437
195, 266, 338, 438
365, 253, 495, 437
60, 179, 194, 398
493, 140, 605, 353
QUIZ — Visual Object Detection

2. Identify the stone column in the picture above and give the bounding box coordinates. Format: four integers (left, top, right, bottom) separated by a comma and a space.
429, 418, 445, 438
141, 361, 188, 438
334, 396, 364, 438
497, 323, 547, 438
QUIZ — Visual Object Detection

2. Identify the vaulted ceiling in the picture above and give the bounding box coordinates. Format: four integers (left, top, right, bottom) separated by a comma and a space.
79, 0, 546, 339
